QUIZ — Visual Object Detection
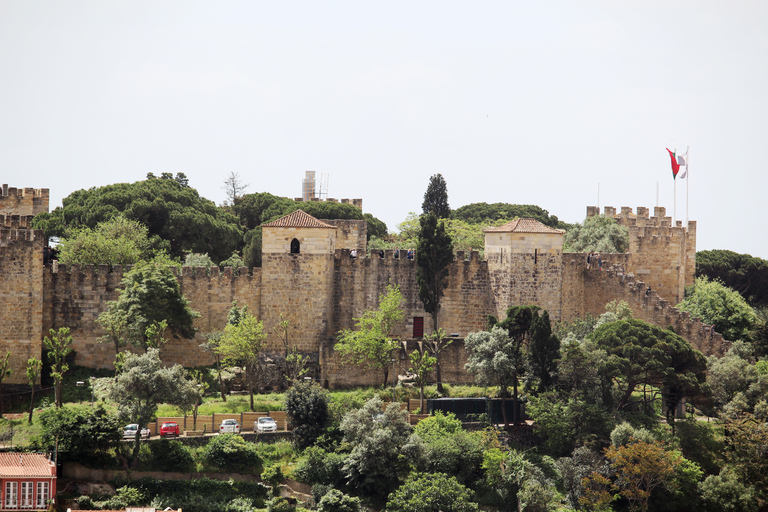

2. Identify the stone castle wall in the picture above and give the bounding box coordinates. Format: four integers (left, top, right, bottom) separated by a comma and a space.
0, 185, 49, 217
0, 228, 44, 384
43, 265, 261, 370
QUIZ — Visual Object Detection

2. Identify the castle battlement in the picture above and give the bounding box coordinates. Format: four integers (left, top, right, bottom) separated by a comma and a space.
0, 185, 49, 217
587, 205, 696, 230
51, 263, 255, 283
294, 197, 363, 210
0, 215, 37, 230
0, 227, 41, 245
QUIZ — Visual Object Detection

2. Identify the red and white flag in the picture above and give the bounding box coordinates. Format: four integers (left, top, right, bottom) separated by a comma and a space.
666, 148, 687, 179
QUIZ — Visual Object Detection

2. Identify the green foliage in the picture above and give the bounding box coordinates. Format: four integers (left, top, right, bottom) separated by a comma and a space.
35, 404, 120, 462
203, 433, 263, 474
219, 252, 245, 271
285, 382, 330, 449
412, 411, 462, 441
464, 325, 523, 411
589, 319, 708, 416
146, 439, 196, 472
57, 216, 167, 267
697, 249, 768, 307
416, 212, 453, 330
557, 446, 612, 510
409, 348, 436, 412
108, 348, 197, 459
121, 477, 269, 512
698, 467, 758, 512
422, 173, 451, 218
104, 260, 199, 347
335, 284, 404, 386
185, 252, 215, 268
386, 473, 478, 512
262, 464, 285, 495
43, 326, 74, 407
293, 446, 347, 489
609, 422, 657, 447
217, 303, 267, 410
416, 430, 485, 486
32, 176, 243, 262
526, 310, 560, 393
563, 214, 629, 253
266, 496, 294, 512
396, 213, 492, 255
452, 202, 567, 230
706, 344, 764, 416
340, 396, 415, 500
677, 276, 757, 341
317, 489, 362, 512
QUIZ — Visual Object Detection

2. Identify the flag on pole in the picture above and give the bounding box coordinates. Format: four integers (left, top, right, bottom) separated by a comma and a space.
666, 148, 687, 179
677, 150, 688, 179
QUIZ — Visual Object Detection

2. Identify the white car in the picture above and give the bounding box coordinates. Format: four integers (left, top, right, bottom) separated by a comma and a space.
219, 419, 241, 434
255, 417, 278, 433
123, 424, 150, 440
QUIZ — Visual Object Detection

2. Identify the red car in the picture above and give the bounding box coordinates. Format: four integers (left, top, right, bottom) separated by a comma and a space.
160, 421, 180, 437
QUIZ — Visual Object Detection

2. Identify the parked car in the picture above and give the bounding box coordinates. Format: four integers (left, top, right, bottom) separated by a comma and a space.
219, 419, 241, 434
160, 421, 180, 437
123, 424, 150, 440
255, 417, 278, 433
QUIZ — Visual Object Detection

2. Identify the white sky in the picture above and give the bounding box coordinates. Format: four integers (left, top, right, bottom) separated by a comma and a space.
2, 1, 767, 258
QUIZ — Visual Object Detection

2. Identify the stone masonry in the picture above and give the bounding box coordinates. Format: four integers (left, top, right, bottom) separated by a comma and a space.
0, 187, 721, 387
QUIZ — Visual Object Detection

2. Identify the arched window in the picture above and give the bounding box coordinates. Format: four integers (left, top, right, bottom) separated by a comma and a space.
290, 238, 300, 254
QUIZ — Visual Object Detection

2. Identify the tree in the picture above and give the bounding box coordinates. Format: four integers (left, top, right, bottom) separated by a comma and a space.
696, 249, 768, 307
200, 332, 227, 402
184, 252, 215, 268
203, 433, 263, 474
340, 396, 415, 500
223, 171, 250, 206
408, 347, 436, 414
335, 284, 404, 386
35, 404, 121, 462
26, 357, 42, 424
318, 489, 362, 512
589, 319, 708, 418
464, 326, 518, 426
452, 202, 568, 229
416, 212, 453, 391
44, 327, 74, 408
605, 441, 691, 512
386, 473, 478, 512
284, 381, 330, 449
422, 173, 450, 218
108, 348, 195, 463
563, 214, 630, 253
103, 260, 198, 349
677, 276, 757, 341
95, 307, 129, 355
32, 176, 243, 262
526, 310, 560, 393
216, 303, 267, 411
57, 216, 168, 268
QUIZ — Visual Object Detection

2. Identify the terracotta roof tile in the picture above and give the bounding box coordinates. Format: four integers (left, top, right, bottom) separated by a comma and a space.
483, 218, 565, 234
0, 453, 55, 477
261, 210, 337, 229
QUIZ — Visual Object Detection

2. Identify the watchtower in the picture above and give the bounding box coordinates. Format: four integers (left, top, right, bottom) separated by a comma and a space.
483, 218, 566, 321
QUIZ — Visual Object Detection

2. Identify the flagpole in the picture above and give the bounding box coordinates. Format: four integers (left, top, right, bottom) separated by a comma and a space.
673, 146, 677, 224
685, 146, 690, 227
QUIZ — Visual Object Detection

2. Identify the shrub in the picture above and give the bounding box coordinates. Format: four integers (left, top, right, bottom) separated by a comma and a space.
386, 473, 478, 512
413, 411, 462, 441
293, 447, 347, 488
147, 439, 195, 472
266, 496, 294, 512
203, 433, 263, 474
262, 465, 285, 496
285, 382, 330, 449
76, 495, 95, 510
317, 489, 362, 512
127, 477, 269, 512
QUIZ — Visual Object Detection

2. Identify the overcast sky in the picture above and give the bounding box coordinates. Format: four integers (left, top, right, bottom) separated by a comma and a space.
2, 1, 767, 258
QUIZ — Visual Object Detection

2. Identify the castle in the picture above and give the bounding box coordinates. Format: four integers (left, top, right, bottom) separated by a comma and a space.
0, 185, 727, 387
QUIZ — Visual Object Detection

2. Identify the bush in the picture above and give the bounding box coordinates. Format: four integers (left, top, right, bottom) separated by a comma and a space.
266, 496, 294, 512
146, 439, 195, 472
203, 433, 263, 474
262, 465, 285, 496
386, 473, 478, 512
293, 447, 347, 488
127, 477, 269, 512
413, 411, 462, 441
317, 489, 362, 512
76, 495, 95, 510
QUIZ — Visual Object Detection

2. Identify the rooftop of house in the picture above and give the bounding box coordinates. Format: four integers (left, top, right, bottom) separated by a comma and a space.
0, 453, 55, 478
483, 218, 566, 234
261, 209, 337, 229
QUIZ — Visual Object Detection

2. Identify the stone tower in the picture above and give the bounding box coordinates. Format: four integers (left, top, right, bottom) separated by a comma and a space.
260, 210, 338, 353
483, 218, 566, 321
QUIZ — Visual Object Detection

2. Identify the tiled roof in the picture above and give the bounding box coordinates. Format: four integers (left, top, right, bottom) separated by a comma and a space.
483, 218, 566, 234
261, 210, 337, 229
0, 453, 54, 477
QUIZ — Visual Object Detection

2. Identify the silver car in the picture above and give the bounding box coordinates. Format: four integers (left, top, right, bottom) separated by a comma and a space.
255, 417, 278, 433
123, 424, 150, 440
219, 419, 241, 434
